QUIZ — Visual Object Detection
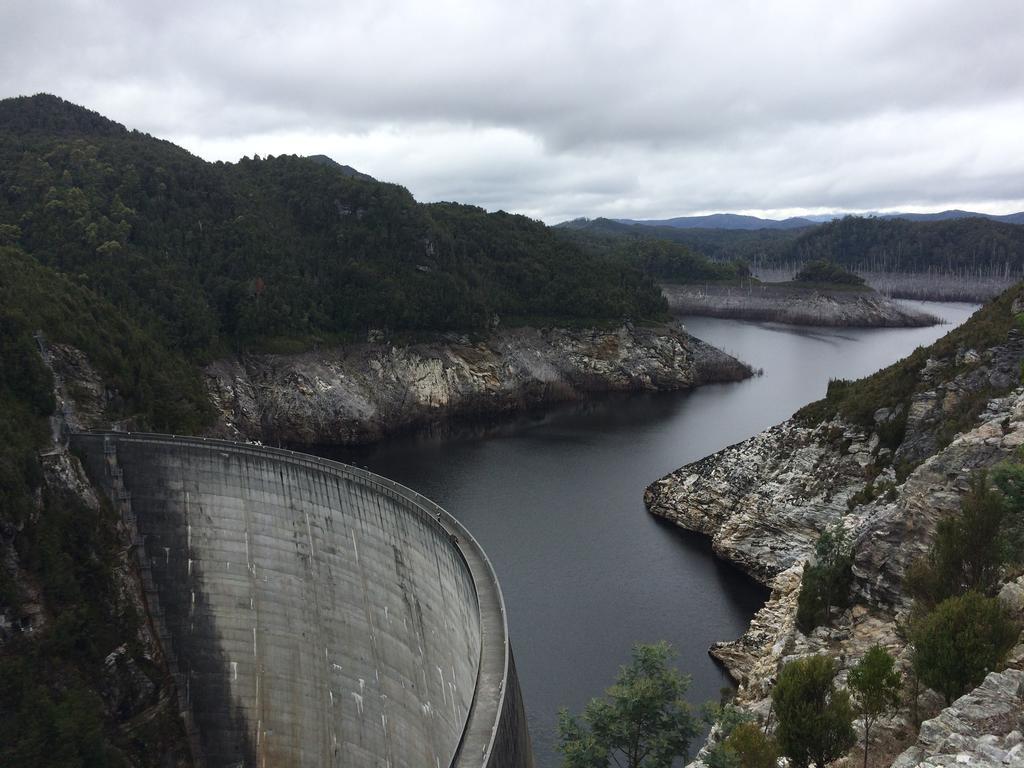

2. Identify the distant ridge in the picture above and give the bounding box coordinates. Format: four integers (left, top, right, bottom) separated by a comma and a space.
877, 209, 1024, 225
615, 212, 814, 230
591, 209, 1024, 230
305, 154, 375, 182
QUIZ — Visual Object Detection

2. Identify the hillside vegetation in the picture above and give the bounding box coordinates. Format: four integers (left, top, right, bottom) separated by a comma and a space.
0, 247, 203, 765
557, 217, 803, 264
785, 215, 1024, 277
560, 215, 1024, 282
796, 283, 1022, 466
0, 94, 666, 358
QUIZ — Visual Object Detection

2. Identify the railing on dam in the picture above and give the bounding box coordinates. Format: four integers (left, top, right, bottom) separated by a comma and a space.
70, 431, 533, 768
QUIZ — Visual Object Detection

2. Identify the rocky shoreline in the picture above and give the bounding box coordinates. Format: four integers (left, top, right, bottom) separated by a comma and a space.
661, 282, 940, 327
645, 298, 1024, 767
202, 323, 752, 445
46, 323, 751, 445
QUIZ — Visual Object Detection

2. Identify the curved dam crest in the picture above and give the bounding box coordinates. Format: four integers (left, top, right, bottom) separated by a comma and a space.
72, 432, 532, 768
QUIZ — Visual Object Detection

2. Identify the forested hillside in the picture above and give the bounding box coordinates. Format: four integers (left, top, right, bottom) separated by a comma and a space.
560, 215, 1024, 281
0, 94, 666, 358
783, 215, 1024, 277
556, 217, 803, 264
0, 244, 207, 765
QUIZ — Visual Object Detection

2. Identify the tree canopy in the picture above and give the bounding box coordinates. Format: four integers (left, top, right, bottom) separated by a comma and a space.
557, 642, 699, 768
771, 655, 856, 768
792, 259, 866, 287
0, 94, 668, 359
796, 523, 854, 633
847, 645, 902, 768
910, 592, 1019, 705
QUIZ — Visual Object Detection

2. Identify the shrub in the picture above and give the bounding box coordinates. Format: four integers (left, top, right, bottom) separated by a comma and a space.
905, 472, 1009, 607
716, 722, 779, 768
796, 524, 853, 633
793, 259, 866, 287
772, 655, 856, 768
848, 646, 902, 768
910, 592, 1019, 704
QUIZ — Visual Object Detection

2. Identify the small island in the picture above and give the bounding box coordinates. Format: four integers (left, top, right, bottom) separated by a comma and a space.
661, 260, 940, 327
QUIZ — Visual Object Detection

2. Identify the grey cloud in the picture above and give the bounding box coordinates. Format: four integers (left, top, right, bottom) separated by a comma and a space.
2, 0, 1024, 221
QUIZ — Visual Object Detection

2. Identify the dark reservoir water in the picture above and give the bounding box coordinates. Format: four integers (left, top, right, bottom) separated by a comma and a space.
316, 300, 977, 767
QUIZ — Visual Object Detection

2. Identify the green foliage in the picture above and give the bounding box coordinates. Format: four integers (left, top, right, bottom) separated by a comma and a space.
786, 215, 1024, 275
0, 310, 54, 554
704, 705, 778, 768
848, 646, 902, 768
0, 480, 154, 766
0, 95, 667, 358
792, 259, 866, 287
905, 472, 1010, 607
772, 655, 856, 768
714, 723, 779, 768
795, 283, 1021, 469
796, 524, 854, 633
909, 592, 1019, 704
0, 245, 211, 432
0, 656, 125, 768
608, 237, 746, 283
0, 238, 191, 763
557, 642, 699, 768
555, 217, 805, 264
991, 462, 1024, 560
559, 214, 1024, 279
703, 703, 753, 768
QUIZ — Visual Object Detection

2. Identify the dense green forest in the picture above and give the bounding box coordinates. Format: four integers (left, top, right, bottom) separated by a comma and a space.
791, 259, 866, 287
784, 216, 1024, 276
0, 94, 667, 359
555, 225, 749, 283
556, 216, 803, 264
560, 215, 1024, 278
0, 245, 206, 765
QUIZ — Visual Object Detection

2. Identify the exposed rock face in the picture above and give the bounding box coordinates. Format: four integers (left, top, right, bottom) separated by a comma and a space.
645, 419, 868, 583
661, 282, 939, 327
205, 324, 751, 445
646, 308, 1024, 767
891, 670, 1024, 768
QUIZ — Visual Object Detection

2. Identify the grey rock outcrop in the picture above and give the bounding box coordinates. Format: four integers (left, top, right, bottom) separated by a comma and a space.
205, 324, 751, 445
661, 283, 939, 327
891, 670, 1024, 768
649, 298, 1024, 767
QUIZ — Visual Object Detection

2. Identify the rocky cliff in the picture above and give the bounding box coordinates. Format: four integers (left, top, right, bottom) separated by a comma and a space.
203, 323, 751, 445
661, 282, 939, 327
646, 287, 1024, 767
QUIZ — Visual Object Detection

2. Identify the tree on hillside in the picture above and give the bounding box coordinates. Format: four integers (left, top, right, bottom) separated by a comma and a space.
793, 259, 866, 286
557, 642, 699, 768
847, 645, 902, 768
772, 655, 856, 768
991, 463, 1024, 560
796, 523, 854, 633
910, 592, 1019, 704
708, 722, 779, 768
905, 472, 1010, 607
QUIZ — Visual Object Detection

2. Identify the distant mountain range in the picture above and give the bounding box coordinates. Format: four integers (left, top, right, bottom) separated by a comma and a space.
594, 209, 1024, 231
873, 209, 1024, 225
613, 213, 814, 230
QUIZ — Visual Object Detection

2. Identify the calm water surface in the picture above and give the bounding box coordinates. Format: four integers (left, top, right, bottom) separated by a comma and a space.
319, 300, 977, 766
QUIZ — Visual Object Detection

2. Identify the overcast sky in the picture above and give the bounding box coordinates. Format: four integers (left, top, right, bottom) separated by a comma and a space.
3, 0, 1024, 223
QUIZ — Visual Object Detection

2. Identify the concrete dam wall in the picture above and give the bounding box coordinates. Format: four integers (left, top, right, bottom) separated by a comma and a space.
72, 433, 532, 768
